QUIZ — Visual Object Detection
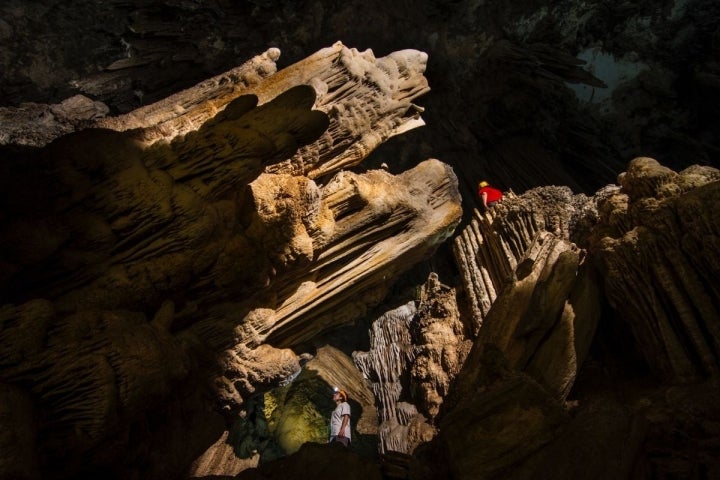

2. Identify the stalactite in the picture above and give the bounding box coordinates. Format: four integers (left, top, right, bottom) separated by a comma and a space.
353, 273, 470, 455
353, 301, 416, 438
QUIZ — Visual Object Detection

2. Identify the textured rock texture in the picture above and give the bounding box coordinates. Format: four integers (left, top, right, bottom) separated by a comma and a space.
201, 344, 379, 475
453, 187, 601, 400
1, 1, 720, 479
0, 43, 461, 480
589, 157, 720, 382
1, 0, 718, 200
420, 159, 720, 480
354, 273, 471, 454
227, 157, 720, 480
415, 187, 601, 479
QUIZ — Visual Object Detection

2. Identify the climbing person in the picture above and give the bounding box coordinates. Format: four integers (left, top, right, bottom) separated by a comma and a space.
477, 180, 503, 209
329, 387, 351, 446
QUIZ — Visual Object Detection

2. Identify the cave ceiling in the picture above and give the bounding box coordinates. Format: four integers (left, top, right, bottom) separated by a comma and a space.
1, 0, 719, 197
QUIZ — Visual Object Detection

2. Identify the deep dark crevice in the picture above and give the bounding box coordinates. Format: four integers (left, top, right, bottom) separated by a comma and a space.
570, 300, 654, 403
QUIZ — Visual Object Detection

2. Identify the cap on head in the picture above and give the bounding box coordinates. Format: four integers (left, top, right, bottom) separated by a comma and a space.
333, 387, 347, 401
479, 181, 489, 188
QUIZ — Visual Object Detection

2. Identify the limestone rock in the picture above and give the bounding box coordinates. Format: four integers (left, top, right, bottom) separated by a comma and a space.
188, 430, 259, 478
353, 301, 417, 454
302, 345, 378, 442
228, 345, 378, 464
235, 442, 383, 480
353, 273, 471, 454
452, 186, 596, 333
410, 274, 472, 421
0, 94, 110, 147
426, 345, 571, 480
452, 188, 601, 400
589, 157, 720, 382
216, 344, 302, 412
428, 158, 720, 480
428, 186, 605, 479
0, 299, 192, 475
252, 159, 462, 349
1, 0, 718, 198
0, 43, 459, 479
510, 395, 647, 480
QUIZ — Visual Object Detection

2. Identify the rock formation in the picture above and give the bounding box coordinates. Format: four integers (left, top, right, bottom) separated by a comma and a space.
453, 186, 602, 399
0, 43, 462, 479
223, 157, 720, 480
1, 1, 719, 479
2, 0, 718, 196
353, 301, 419, 454
353, 273, 471, 454
419, 159, 720, 480
590, 157, 720, 383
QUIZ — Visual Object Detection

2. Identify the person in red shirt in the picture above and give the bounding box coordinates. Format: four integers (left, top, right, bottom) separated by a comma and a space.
478, 180, 503, 209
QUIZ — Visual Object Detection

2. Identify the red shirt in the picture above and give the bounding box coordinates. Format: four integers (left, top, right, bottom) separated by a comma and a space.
478, 186, 503, 203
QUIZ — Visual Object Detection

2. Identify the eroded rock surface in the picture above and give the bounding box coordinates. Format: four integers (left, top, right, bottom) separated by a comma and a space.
3, 0, 718, 199
1, 1, 719, 475
0, 43, 461, 480
589, 157, 720, 382
419, 158, 720, 480
353, 273, 471, 454
452, 187, 601, 400
353, 273, 471, 453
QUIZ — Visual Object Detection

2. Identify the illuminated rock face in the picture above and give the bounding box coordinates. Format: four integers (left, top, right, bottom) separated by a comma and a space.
0, 43, 461, 479
419, 160, 720, 480
354, 273, 471, 455
452, 186, 603, 399
0, 3, 718, 474
202, 157, 720, 479
589, 157, 720, 382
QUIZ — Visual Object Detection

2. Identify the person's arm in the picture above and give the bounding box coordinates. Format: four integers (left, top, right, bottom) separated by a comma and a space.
339, 414, 349, 437
481, 191, 488, 208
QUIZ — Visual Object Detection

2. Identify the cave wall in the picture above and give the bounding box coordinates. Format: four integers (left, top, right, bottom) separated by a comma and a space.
2, 0, 719, 198
421, 158, 720, 480
1, 2, 720, 480
0, 42, 463, 479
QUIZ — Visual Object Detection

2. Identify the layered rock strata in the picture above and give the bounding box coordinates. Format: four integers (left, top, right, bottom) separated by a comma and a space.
0, 43, 461, 479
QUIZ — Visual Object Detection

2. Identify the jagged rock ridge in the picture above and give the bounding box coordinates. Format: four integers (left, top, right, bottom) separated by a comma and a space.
420, 159, 720, 480
220, 158, 720, 480
0, 43, 461, 480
